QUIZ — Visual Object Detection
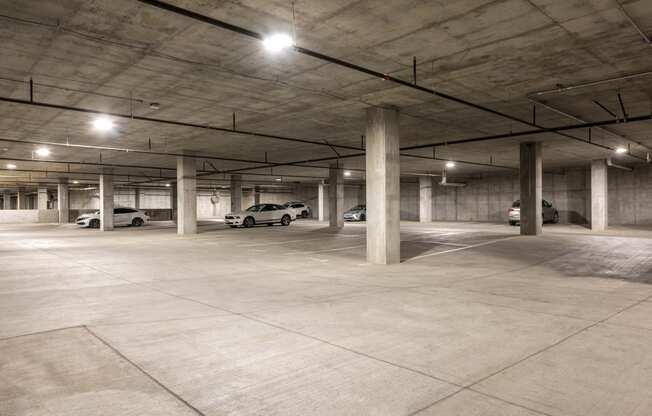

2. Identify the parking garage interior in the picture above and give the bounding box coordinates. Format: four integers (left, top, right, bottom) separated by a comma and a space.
2, 1, 652, 415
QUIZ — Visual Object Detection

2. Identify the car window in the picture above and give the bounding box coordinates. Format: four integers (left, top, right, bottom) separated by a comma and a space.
261, 205, 275, 212
114, 208, 128, 214
291, 204, 303, 208
543, 200, 551, 207
245, 205, 261, 212
512, 201, 520, 208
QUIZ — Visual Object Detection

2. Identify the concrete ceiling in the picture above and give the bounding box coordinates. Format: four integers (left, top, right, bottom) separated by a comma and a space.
1, 0, 652, 190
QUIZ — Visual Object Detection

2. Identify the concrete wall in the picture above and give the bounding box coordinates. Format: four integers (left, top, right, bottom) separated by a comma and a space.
609, 163, 652, 225
0, 209, 59, 223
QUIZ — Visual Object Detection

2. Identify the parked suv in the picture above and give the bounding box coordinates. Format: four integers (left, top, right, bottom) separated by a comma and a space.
344, 204, 366, 221
508, 200, 559, 225
283, 201, 311, 218
76, 207, 150, 228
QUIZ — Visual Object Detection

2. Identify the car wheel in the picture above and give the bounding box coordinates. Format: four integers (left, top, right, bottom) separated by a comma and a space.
243, 216, 255, 228
132, 217, 144, 227
301, 210, 308, 218
90, 219, 100, 229
360, 214, 366, 221
229, 225, 238, 228
552, 211, 559, 224
281, 215, 291, 226
509, 221, 516, 226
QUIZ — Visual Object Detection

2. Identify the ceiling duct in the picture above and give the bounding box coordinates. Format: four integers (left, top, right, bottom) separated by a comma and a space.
606, 158, 633, 171
439, 171, 466, 187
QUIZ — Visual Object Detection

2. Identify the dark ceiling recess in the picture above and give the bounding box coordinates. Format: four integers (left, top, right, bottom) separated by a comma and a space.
135, 0, 649, 158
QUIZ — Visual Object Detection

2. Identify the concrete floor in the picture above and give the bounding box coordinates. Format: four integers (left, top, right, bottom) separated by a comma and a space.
2, 220, 652, 416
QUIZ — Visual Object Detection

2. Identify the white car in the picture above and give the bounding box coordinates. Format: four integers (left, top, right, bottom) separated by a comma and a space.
508, 199, 559, 225
225, 204, 295, 228
283, 201, 311, 218
76, 207, 150, 228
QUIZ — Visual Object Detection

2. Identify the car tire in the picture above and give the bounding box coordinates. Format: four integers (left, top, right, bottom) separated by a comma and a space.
509, 221, 516, 226
301, 210, 308, 218
132, 217, 144, 227
90, 219, 100, 229
229, 225, 238, 228
281, 215, 291, 226
243, 216, 255, 228
360, 214, 366, 221
552, 211, 559, 224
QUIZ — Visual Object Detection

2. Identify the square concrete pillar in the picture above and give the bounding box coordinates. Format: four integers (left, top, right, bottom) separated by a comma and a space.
419, 176, 433, 223
177, 156, 197, 235
366, 107, 400, 264
170, 184, 177, 223
230, 174, 242, 213
37, 186, 48, 210
328, 165, 344, 228
590, 159, 608, 231
519, 142, 542, 236
17, 188, 27, 209
4, 190, 12, 209
99, 172, 114, 231
254, 186, 261, 205
57, 180, 69, 223
134, 187, 140, 209
318, 182, 327, 222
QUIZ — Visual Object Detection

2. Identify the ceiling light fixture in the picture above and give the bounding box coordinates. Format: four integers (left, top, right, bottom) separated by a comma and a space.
275, 177, 282, 182
165, 183, 171, 187
615, 146, 627, 154
263, 33, 294, 52
35, 147, 50, 157
73, 180, 79, 184
446, 161, 456, 168
6, 163, 16, 169
344, 170, 351, 177
92, 116, 114, 132
149, 102, 160, 110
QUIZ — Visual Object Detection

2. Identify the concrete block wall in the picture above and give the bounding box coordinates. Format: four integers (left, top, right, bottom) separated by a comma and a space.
0, 209, 59, 224
608, 163, 652, 225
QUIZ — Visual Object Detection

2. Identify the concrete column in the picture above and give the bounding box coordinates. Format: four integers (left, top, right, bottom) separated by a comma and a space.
419, 176, 433, 223
3, 191, 12, 209
230, 174, 242, 213
590, 159, 608, 231
177, 156, 197, 235
328, 165, 344, 228
254, 186, 261, 205
99, 172, 114, 231
170, 184, 177, 223
519, 142, 542, 235
318, 182, 327, 222
134, 187, 140, 209
57, 180, 69, 223
17, 188, 26, 209
37, 186, 48, 210
366, 107, 400, 264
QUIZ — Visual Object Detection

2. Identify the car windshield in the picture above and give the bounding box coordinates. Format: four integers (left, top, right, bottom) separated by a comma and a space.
512, 201, 520, 208
245, 205, 261, 212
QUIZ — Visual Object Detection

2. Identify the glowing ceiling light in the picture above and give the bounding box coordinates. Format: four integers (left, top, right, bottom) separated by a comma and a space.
6, 163, 16, 169
92, 116, 114, 132
165, 183, 171, 187
344, 170, 352, 177
275, 177, 282, 181
35, 147, 50, 157
446, 161, 456, 168
72, 180, 79, 184
615, 147, 627, 154
262, 33, 294, 52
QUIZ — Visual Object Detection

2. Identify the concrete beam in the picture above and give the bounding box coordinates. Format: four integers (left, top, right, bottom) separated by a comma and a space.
519, 142, 542, 236
58, 180, 69, 223
419, 176, 433, 223
366, 107, 400, 264
230, 174, 242, 213
99, 173, 113, 231
177, 156, 197, 235
328, 165, 343, 228
590, 159, 608, 231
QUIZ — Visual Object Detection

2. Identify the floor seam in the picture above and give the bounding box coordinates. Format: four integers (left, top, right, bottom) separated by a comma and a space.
84, 326, 207, 416
0, 325, 85, 342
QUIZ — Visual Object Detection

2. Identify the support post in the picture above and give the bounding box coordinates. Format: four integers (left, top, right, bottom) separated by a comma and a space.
57, 179, 69, 223
590, 159, 608, 231
230, 174, 242, 213
318, 182, 327, 222
328, 164, 343, 228
254, 185, 261, 205
99, 172, 114, 231
366, 107, 400, 264
2, 191, 10, 209
134, 187, 140, 209
519, 142, 542, 235
419, 176, 433, 223
17, 188, 26, 209
37, 185, 48, 210
177, 156, 197, 235
170, 184, 177, 223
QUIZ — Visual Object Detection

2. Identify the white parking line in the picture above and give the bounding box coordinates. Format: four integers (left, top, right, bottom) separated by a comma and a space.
406, 236, 520, 262
304, 244, 366, 254
238, 235, 363, 247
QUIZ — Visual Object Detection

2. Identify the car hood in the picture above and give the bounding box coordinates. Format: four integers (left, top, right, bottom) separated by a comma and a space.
345, 209, 364, 215
226, 211, 249, 217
